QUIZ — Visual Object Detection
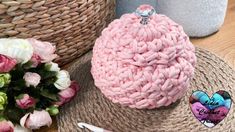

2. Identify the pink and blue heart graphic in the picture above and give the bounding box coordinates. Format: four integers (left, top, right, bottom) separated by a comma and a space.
189, 90, 232, 128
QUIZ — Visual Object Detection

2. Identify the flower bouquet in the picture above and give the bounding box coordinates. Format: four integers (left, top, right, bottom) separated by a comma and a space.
0, 38, 79, 131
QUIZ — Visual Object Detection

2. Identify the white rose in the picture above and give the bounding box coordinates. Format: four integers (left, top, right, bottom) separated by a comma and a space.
20, 110, 52, 130
14, 125, 32, 132
54, 70, 71, 90
0, 39, 33, 64
45, 62, 60, 72
23, 72, 41, 87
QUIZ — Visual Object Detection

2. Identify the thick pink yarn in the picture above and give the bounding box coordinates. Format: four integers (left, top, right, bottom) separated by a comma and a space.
91, 6, 196, 109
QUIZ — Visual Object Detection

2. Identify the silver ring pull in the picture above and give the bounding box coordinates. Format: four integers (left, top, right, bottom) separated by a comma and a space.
135, 5, 156, 25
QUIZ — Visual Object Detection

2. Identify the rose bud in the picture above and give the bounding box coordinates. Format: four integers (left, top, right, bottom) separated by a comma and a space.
54, 70, 71, 90
20, 110, 52, 130
0, 120, 14, 132
0, 92, 8, 110
16, 94, 36, 109
0, 73, 11, 88
45, 62, 60, 72
55, 81, 79, 106
27, 38, 57, 63
0, 55, 17, 73
29, 54, 41, 68
23, 72, 41, 87
46, 106, 59, 116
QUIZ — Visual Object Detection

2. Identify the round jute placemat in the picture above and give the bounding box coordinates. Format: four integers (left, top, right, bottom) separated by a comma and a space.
57, 48, 235, 132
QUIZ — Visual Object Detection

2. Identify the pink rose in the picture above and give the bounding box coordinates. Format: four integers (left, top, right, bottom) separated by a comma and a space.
55, 81, 79, 106
27, 38, 57, 63
23, 72, 41, 87
30, 54, 41, 68
20, 110, 52, 130
0, 120, 14, 132
0, 55, 17, 73
16, 94, 36, 109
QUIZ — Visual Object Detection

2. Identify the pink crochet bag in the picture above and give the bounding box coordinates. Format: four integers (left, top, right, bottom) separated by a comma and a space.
91, 5, 196, 109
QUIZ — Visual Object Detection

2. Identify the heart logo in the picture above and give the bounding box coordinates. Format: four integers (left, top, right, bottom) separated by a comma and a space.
189, 90, 232, 128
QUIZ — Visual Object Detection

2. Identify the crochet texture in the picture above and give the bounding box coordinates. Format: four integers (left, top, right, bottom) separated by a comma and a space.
91, 12, 196, 109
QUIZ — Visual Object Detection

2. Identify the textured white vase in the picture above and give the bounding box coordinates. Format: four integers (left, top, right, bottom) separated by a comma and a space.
156, 0, 228, 37
116, 0, 157, 18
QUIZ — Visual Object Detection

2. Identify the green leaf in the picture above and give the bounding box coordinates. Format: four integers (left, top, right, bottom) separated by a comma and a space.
40, 89, 58, 101
11, 79, 26, 91
39, 70, 57, 80
4, 107, 25, 123
10, 64, 25, 80
22, 61, 34, 69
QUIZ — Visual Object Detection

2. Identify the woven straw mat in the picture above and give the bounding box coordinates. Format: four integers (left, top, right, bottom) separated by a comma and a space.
57, 47, 235, 132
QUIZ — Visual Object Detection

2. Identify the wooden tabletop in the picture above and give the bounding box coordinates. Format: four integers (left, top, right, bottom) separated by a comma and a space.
37, 0, 235, 131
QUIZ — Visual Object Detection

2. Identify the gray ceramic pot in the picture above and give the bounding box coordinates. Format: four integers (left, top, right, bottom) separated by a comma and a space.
116, 0, 157, 18
156, 0, 228, 37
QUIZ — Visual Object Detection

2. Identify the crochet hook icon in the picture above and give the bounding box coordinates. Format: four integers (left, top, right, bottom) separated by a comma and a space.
78, 122, 112, 132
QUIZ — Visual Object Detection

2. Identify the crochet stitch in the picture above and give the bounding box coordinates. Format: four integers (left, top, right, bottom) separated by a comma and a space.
91, 5, 196, 109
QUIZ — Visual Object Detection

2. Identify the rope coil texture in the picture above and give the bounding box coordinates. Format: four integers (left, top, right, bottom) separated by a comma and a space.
57, 48, 235, 132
